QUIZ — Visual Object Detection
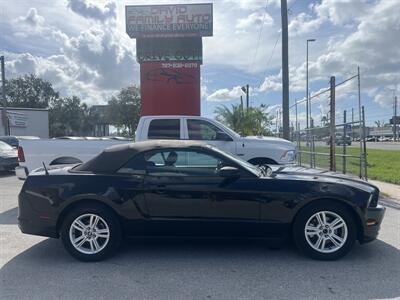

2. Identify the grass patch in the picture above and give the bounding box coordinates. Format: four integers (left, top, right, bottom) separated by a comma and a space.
298, 144, 400, 184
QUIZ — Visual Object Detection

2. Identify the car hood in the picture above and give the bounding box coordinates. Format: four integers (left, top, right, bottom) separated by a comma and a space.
269, 165, 377, 193
242, 136, 295, 147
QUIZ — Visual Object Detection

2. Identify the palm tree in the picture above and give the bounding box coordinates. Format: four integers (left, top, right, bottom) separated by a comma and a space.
214, 104, 244, 133
215, 104, 273, 136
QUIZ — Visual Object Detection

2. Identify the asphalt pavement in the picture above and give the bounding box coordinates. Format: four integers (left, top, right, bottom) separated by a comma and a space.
1, 173, 399, 299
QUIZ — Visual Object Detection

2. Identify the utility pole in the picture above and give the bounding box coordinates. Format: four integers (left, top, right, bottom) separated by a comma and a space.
1, 56, 9, 136
246, 84, 249, 109
241, 85, 250, 110
281, 0, 289, 140
329, 76, 336, 171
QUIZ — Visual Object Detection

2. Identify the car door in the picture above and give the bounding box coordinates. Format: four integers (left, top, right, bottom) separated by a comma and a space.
143, 148, 260, 235
185, 119, 237, 155
143, 149, 217, 220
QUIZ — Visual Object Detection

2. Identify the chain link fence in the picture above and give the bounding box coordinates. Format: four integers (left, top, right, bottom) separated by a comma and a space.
290, 68, 368, 179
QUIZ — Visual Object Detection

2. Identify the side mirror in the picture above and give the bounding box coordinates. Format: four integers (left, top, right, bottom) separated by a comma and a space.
216, 131, 232, 141
218, 166, 240, 178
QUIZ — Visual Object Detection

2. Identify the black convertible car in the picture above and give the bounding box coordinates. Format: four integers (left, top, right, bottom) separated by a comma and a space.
18, 141, 385, 261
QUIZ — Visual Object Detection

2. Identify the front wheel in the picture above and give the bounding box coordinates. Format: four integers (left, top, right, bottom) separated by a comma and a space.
61, 205, 121, 261
293, 201, 356, 260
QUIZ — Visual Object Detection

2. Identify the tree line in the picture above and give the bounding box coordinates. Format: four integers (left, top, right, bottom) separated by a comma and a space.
4, 74, 140, 137
3, 74, 274, 138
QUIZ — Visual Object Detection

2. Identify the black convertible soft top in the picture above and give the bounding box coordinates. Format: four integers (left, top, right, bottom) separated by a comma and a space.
73, 140, 209, 173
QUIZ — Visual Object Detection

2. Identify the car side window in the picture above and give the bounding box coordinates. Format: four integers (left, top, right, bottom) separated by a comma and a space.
117, 154, 146, 175
187, 119, 232, 141
145, 149, 226, 177
148, 119, 180, 139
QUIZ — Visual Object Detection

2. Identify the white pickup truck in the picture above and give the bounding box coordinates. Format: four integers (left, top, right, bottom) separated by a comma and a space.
16, 138, 129, 179
135, 116, 296, 165
16, 115, 296, 179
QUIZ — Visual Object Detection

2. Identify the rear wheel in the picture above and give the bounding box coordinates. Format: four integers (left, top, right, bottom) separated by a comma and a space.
293, 201, 356, 260
61, 205, 121, 261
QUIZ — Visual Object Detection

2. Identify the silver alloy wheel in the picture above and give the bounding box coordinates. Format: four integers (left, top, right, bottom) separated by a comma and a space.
304, 211, 348, 254
69, 213, 110, 255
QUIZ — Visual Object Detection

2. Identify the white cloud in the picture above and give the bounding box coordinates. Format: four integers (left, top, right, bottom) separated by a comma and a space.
13, 7, 46, 37
207, 86, 244, 102
67, 0, 116, 22
6, 3, 138, 105
18, 7, 44, 27
313, 0, 369, 26
288, 12, 324, 36
259, 73, 281, 93
236, 11, 273, 31
223, 0, 280, 10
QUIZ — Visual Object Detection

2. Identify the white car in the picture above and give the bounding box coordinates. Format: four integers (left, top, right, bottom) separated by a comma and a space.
135, 116, 296, 165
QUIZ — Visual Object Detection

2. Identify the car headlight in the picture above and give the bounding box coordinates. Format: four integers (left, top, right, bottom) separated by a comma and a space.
281, 150, 296, 162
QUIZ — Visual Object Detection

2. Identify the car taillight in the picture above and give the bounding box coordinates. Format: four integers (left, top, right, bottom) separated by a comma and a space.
18, 146, 25, 162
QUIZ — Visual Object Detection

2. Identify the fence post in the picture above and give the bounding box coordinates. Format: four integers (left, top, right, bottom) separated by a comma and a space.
329, 76, 336, 171
351, 108, 354, 141
297, 122, 301, 165
312, 134, 316, 168
358, 67, 363, 178
343, 110, 347, 174
362, 106, 368, 180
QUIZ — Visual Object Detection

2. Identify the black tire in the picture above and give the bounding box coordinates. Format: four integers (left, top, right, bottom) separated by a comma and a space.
60, 204, 121, 262
292, 200, 356, 260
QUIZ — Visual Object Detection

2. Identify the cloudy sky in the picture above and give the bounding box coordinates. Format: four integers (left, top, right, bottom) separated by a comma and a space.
1, 0, 399, 127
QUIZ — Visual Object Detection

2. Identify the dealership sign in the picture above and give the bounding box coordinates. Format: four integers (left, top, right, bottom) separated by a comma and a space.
136, 37, 202, 63
126, 4, 213, 38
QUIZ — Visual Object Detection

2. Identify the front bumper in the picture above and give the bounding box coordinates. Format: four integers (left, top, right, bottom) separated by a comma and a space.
361, 204, 386, 243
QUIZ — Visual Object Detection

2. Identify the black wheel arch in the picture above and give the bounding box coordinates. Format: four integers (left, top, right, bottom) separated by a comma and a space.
291, 198, 365, 242
49, 156, 82, 166
248, 157, 278, 165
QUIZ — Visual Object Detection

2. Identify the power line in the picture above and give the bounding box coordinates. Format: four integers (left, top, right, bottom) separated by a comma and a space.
258, 31, 281, 88
250, 0, 269, 72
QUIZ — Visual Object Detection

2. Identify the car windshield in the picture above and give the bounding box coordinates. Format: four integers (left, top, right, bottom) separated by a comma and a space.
206, 145, 262, 177
0, 141, 13, 151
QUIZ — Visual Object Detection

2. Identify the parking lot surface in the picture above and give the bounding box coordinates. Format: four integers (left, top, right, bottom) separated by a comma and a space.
1, 173, 399, 299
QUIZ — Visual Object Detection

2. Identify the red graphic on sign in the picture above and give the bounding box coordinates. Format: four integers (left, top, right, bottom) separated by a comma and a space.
140, 62, 200, 116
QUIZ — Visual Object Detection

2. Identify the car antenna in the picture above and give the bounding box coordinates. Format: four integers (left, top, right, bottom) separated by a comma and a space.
42, 162, 49, 176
